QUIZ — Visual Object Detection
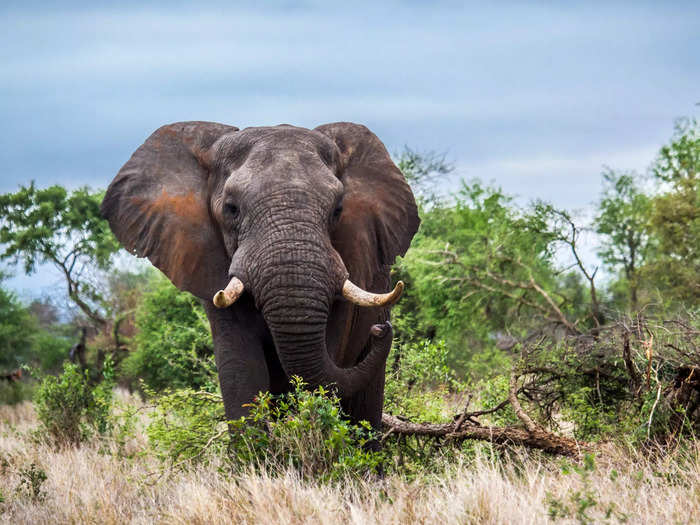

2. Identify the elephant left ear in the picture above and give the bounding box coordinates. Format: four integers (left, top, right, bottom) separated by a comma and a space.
314, 123, 420, 288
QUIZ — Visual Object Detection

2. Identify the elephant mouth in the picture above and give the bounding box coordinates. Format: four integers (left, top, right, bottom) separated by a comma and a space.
212, 275, 404, 309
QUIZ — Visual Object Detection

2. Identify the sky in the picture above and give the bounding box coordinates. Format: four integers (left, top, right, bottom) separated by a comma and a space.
1, 1, 698, 297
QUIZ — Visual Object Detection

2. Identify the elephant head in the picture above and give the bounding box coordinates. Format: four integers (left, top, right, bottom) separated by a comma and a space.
101, 121, 419, 398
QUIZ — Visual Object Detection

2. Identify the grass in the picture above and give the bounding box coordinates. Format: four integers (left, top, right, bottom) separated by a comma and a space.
0, 391, 698, 524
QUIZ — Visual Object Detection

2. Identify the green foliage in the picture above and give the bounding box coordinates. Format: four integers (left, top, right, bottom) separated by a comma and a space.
397, 180, 559, 374
0, 381, 34, 406
477, 375, 518, 426
146, 387, 227, 465
0, 279, 35, 371
31, 329, 72, 374
385, 339, 462, 422
0, 183, 120, 325
122, 273, 216, 392
33, 360, 115, 445
229, 378, 383, 480
0, 183, 118, 274
652, 117, 699, 184
517, 339, 628, 441
147, 378, 383, 482
0, 275, 72, 404
644, 117, 700, 306
595, 168, 652, 310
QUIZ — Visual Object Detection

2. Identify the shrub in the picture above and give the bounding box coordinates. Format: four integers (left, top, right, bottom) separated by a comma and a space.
15, 463, 47, 502
147, 378, 383, 482
146, 387, 227, 465
33, 360, 114, 445
385, 339, 463, 422
122, 274, 217, 392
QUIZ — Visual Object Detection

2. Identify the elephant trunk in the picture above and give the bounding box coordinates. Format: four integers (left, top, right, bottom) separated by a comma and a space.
251, 230, 389, 398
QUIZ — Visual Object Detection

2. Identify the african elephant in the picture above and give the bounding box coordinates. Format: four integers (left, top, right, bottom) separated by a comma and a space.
101, 121, 419, 430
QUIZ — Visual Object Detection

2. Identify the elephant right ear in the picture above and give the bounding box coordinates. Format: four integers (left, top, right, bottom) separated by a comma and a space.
101, 121, 238, 300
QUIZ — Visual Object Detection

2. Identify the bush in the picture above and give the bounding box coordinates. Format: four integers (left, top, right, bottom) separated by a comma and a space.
33, 360, 114, 445
385, 339, 463, 422
0, 280, 35, 372
146, 387, 227, 465
121, 274, 217, 392
147, 378, 383, 482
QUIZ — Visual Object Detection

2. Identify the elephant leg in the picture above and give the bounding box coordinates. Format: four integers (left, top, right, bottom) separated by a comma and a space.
342, 321, 393, 445
203, 300, 270, 421
215, 339, 269, 421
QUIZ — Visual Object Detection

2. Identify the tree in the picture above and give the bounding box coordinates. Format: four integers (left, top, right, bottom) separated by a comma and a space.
594, 169, 652, 311
0, 184, 127, 374
395, 146, 454, 203
0, 274, 69, 376
0, 183, 120, 326
0, 276, 35, 371
645, 117, 700, 305
396, 181, 578, 374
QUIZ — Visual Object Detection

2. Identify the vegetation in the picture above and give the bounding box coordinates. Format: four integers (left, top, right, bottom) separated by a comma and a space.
121, 272, 216, 393
33, 360, 115, 445
0, 115, 697, 522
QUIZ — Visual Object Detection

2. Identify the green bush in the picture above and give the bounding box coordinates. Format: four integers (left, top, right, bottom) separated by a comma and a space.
147, 378, 384, 482
15, 463, 47, 502
477, 375, 519, 426
122, 274, 217, 392
0, 279, 35, 372
32, 330, 72, 374
146, 387, 227, 465
33, 360, 114, 445
385, 339, 463, 422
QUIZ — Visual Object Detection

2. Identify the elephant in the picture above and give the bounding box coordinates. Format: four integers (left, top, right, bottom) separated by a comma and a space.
101, 121, 419, 431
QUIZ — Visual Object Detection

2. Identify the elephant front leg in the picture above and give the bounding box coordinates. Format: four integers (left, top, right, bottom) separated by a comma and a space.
204, 301, 270, 421
214, 342, 270, 421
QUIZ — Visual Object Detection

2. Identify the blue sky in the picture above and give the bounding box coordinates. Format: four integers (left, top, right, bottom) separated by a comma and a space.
1, 1, 698, 296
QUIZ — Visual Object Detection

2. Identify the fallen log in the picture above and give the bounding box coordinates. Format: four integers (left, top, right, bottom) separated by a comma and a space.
381, 413, 585, 457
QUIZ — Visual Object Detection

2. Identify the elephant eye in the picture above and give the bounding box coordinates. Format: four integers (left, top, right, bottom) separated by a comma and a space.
332, 203, 343, 220
225, 202, 239, 218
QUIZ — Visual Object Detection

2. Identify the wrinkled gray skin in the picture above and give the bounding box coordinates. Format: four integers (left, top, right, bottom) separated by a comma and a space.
101, 122, 419, 430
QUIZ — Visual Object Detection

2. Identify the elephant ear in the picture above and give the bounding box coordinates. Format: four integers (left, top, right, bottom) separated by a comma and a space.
101, 121, 238, 299
314, 122, 420, 289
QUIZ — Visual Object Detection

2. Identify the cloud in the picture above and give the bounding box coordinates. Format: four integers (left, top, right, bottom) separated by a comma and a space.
1, 2, 698, 293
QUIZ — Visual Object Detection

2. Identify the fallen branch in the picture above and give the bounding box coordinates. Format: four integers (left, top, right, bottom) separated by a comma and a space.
380, 370, 588, 457
381, 413, 585, 457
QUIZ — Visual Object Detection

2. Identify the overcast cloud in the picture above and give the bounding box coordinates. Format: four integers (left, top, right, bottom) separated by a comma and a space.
1, 1, 698, 295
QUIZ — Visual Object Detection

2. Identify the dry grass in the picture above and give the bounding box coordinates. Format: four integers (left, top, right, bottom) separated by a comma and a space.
1, 392, 698, 524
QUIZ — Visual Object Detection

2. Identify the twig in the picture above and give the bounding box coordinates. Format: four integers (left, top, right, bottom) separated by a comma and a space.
647, 376, 662, 440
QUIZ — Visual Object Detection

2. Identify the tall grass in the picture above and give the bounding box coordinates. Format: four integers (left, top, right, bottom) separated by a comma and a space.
0, 391, 698, 524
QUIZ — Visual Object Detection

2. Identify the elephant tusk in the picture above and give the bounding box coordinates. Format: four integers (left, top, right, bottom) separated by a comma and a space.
341, 279, 404, 307
213, 277, 245, 308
